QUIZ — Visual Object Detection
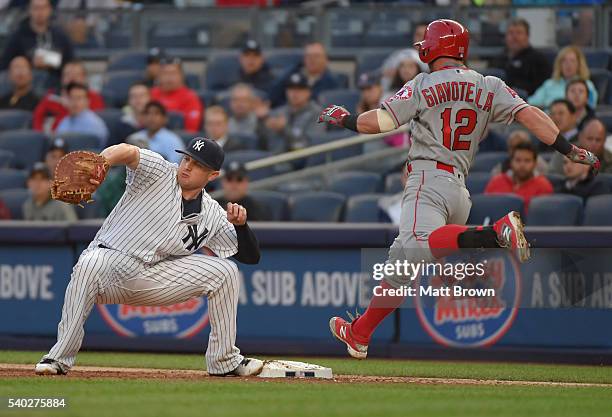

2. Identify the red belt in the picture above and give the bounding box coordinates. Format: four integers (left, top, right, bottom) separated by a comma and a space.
406, 161, 455, 174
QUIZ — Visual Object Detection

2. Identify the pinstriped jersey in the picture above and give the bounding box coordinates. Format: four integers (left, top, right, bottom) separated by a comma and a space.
382, 68, 528, 175
94, 149, 238, 263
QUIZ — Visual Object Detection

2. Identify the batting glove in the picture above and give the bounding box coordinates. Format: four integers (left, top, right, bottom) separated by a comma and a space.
318, 105, 350, 126
567, 145, 601, 175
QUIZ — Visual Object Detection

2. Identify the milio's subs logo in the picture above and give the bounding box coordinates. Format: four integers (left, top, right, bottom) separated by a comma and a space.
97, 298, 209, 338
415, 251, 521, 347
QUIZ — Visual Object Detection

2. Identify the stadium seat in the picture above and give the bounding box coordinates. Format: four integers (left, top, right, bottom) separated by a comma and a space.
385, 172, 404, 194
289, 191, 345, 222
328, 171, 382, 197
224, 150, 273, 180
230, 132, 259, 151
585, 50, 610, 69
305, 130, 360, 167
96, 109, 124, 142
596, 173, 612, 190
598, 113, 612, 132
0, 110, 32, 131
344, 194, 388, 222
467, 193, 524, 225
174, 130, 202, 147
0, 149, 14, 168
56, 133, 101, 152
205, 53, 241, 91
265, 49, 303, 74
185, 73, 202, 90
545, 173, 565, 190
330, 18, 364, 48
334, 73, 349, 89
107, 51, 149, 72
527, 194, 583, 226
318, 89, 361, 114
250, 190, 289, 221
197, 89, 217, 108
0, 169, 27, 190
147, 22, 211, 49
355, 51, 389, 78
0, 188, 29, 219
0, 130, 47, 170
466, 172, 491, 195
167, 112, 185, 130
590, 69, 610, 105
102, 70, 144, 108
583, 195, 612, 226
470, 152, 507, 173
276, 179, 320, 194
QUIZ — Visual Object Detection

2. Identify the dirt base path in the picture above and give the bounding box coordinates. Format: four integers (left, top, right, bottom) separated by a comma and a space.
1, 363, 610, 388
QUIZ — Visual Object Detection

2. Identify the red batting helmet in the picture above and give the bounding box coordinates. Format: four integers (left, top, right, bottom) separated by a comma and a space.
414, 19, 470, 64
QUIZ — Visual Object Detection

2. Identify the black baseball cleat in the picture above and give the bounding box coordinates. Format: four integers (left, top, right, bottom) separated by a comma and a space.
209, 358, 264, 377
35, 358, 68, 375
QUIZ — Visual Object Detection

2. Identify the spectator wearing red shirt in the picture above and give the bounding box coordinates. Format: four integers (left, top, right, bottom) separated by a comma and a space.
485, 141, 553, 210
151, 58, 203, 133
33, 60, 104, 132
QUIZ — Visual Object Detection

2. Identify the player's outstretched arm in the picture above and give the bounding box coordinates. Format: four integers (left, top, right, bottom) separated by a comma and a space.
100, 143, 140, 170
318, 105, 396, 134
515, 106, 600, 173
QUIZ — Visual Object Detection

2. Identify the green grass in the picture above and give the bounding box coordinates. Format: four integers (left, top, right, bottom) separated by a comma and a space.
1, 351, 611, 417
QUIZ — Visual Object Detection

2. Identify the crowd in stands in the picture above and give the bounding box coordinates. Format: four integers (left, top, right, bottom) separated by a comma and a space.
0, 1, 611, 225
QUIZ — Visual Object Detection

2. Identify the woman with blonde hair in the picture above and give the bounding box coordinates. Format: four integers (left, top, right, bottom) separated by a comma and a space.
528, 45, 598, 108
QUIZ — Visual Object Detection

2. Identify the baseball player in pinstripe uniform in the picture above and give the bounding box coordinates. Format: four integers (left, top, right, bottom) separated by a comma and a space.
319, 19, 600, 359
36, 137, 264, 377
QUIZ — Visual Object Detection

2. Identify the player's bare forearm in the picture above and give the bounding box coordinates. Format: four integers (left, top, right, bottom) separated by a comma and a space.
100, 144, 140, 170
515, 106, 558, 145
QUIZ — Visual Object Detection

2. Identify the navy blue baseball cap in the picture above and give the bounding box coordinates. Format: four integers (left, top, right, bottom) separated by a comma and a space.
176, 137, 224, 171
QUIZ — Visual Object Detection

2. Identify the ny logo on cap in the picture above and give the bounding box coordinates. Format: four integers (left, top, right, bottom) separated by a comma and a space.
193, 139, 205, 151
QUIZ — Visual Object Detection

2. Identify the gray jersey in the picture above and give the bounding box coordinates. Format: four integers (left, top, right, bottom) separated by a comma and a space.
94, 148, 238, 263
382, 68, 528, 175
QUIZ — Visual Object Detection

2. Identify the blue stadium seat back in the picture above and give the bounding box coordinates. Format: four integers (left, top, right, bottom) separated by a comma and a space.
0, 188, 30, 219
77, 196, 104, 220
599, 113, 612, 132
596, 173, 612, 190
331, 34, 363, 48
0, 71, 11, 97
231, 132, 259, 151
167, 112, 185, 130
197, 89, 217, 108
185, 73, 202, 90
328, 171, 382, 197
289, 191, 346, 222
265, 49, 303, 74
105, 29, 131, 49
249, 190, 289, 221
0, 149, 14, 168
102, 70, 144, 108
56, 133, 100, 152
539, 48, 557, 68
355, 51, 389, 78
305, 129, 356, 167
0, 169, 27, 190
545, 173, 565, 190
527, 194, 584, 226
0, 110, 32, 131
466, 172, 491, 195
590, 69, 610, 105
174, 130, 202, 147
585, 50, 610, 69
334, 73, 349, 89
318, 89, 361, 114
206, 53, 241, 91
481, 68, 507, 80
385, 172, 404, 194
583, 195, 612, 226
276, 179, 320, 194
344, 193, 387, 222
148, 23, 210, 49
95, 108, 124, 141
0, 129, 47, 170
107, 51, 149, 72
467, 193, 524, 225
471, 152, 507, 172
514, 88, 529, 100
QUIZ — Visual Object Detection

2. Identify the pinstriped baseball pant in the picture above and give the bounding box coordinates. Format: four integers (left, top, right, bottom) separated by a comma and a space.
44, 247, 243, 375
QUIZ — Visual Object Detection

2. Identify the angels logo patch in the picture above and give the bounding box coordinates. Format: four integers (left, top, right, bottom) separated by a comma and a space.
389, 84, 413, 102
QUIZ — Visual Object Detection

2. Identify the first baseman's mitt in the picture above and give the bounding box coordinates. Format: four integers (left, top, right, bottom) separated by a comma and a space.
51, 151, 109, 206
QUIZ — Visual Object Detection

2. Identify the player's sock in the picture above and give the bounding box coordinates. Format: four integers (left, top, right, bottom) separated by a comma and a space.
428, 225, 499, 258
351, 280, 405, 344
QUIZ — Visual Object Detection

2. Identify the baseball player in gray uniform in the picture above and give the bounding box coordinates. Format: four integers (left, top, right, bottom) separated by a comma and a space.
319, 19, 600, 359
35, 137, 264, 376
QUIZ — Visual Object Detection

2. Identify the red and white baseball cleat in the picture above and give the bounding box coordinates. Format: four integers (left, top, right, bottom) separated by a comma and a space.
493, 211, 530, 263
329, 317, 368, 359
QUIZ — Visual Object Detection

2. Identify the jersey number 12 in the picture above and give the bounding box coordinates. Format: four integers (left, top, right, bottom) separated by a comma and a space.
440, 108, 477, 151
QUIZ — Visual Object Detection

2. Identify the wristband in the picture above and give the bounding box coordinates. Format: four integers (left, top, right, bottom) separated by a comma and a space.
342, 114, 359, 132
551, 133, 573, 155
